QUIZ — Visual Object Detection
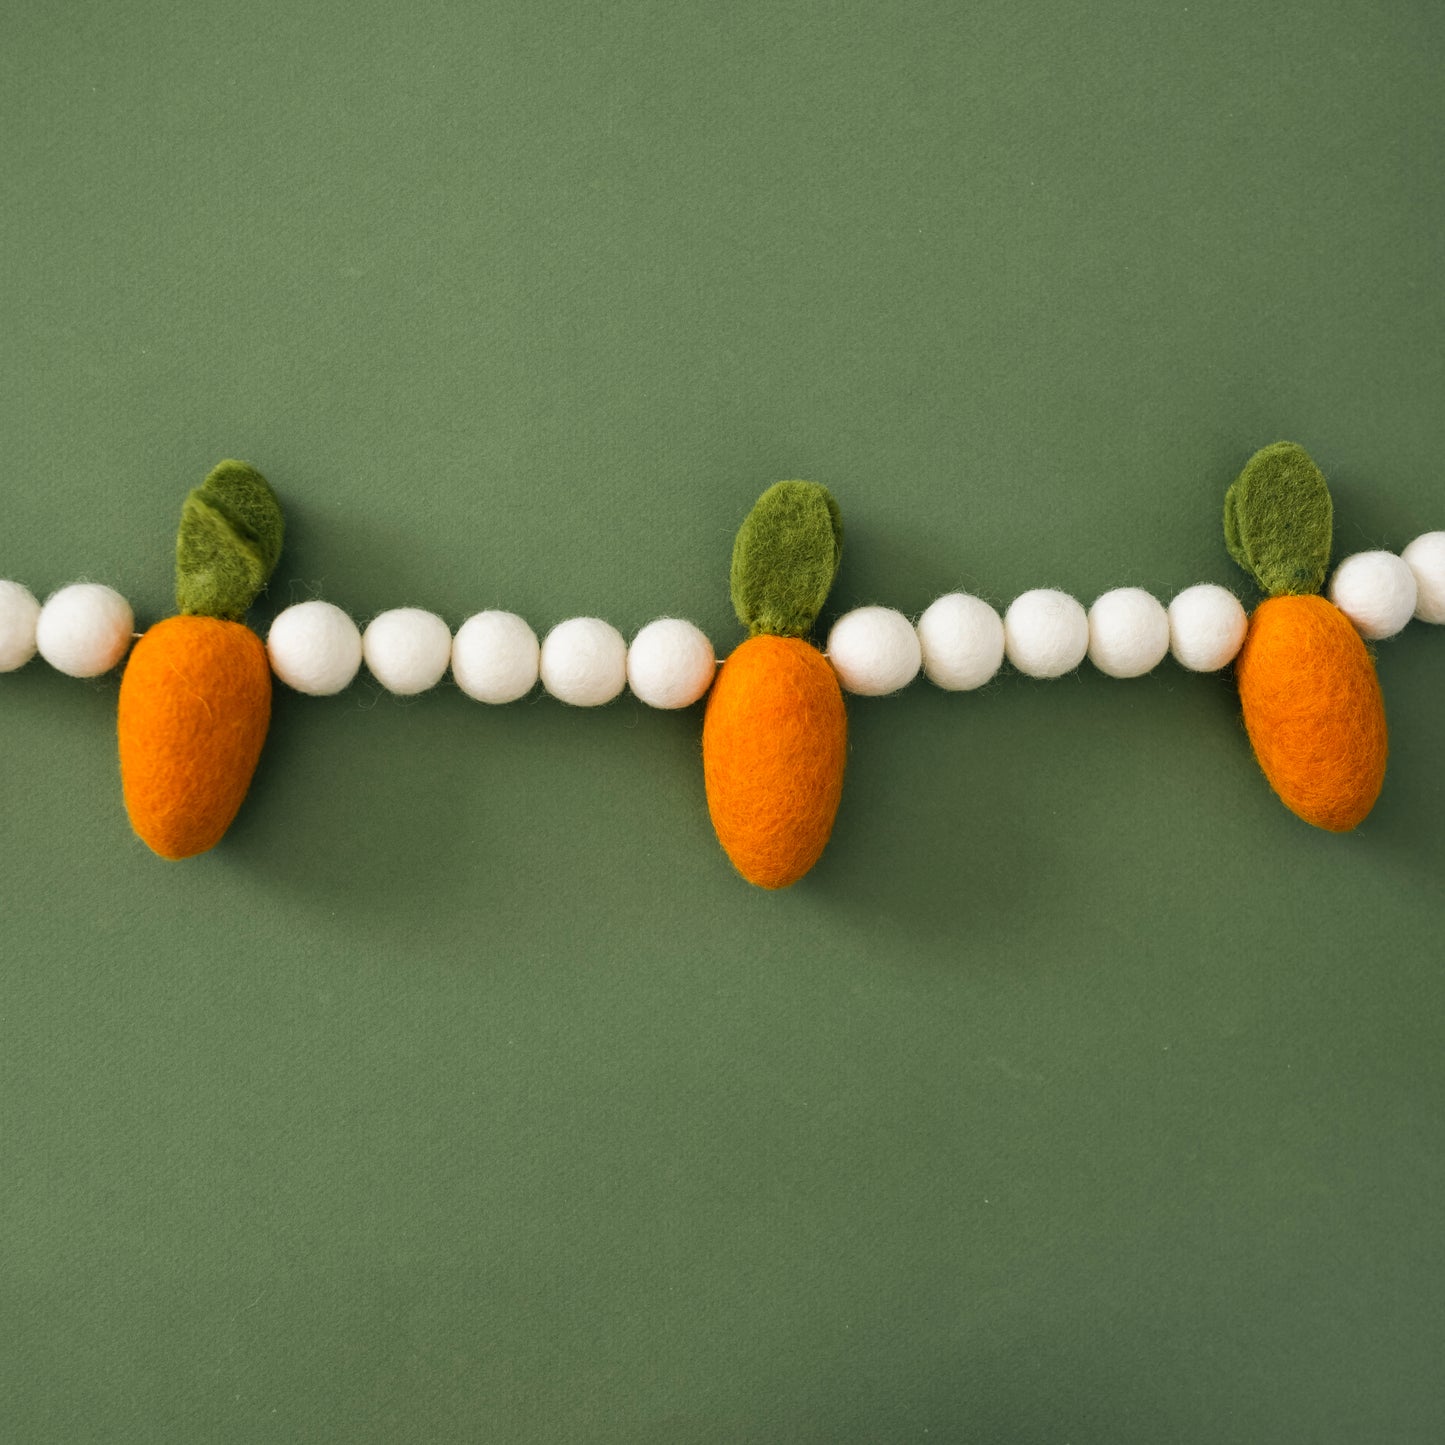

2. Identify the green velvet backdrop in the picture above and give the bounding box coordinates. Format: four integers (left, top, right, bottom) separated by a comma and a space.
3, 2, 1443, 1440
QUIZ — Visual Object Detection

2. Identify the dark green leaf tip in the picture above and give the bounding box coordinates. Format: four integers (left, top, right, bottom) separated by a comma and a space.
175, 460, 285, 620
1222, 441, 1332, 597
729, 480, 843, 637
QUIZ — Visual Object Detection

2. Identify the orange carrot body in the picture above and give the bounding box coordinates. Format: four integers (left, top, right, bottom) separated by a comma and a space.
702, 634, 846, 888
117, 615, 271, 859
1236, 593, 1387, 831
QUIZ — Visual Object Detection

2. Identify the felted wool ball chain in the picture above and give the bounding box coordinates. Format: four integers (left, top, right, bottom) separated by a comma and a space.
2, 445, 1442, 881
10, 538, 1443, 700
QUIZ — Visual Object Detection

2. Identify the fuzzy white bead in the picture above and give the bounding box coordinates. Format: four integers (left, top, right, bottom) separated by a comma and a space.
1003, 588, 1088, 678
1167, 584, 1248, 672
915, 593, 1005, 691
267, 600, 362, 695
1400, 532, 1445, 624
451, 610, 540, 703
626, 618, 715, 709
362, 607, 452, 695
1087, 587, 1170, 678
1328, 551, 1418, 640
826, 606, 922, 696
0, 580, 42, 672
35, 583, 134, 677
540, 617, 627, 706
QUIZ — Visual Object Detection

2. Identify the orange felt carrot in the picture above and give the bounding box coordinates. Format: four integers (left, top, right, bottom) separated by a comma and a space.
117, 461, 284, 859
702, 481, 847, 888
1225, 442, 1387, 830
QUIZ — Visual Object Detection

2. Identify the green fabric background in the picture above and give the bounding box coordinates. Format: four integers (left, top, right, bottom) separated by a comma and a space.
3, 2, 1443, 1440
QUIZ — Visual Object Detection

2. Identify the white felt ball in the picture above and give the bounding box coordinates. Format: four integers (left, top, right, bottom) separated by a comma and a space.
1400, 532, 1445, 624
1003, 588, 1088, 678
362, 607, 452, 695
826, 606, 922, 696
267, 600, 362, 695
626, 618, 715, 708
451, 610, 540, 703
35, 582, 134, 677
1087, 587, 1170, 678
1167, 584, 1248, 672
540, 617, 627, 706
0, 580, 42, 672
915, 593, 1005, 691
1328, 550, 1418, 640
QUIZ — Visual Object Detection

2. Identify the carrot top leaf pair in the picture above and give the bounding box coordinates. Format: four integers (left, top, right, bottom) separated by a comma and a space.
730, 481, 844, 637
1224, 441, 1333, 598
176, 461, 286, 619
1225, 441, 1387, 832
704, 481, 848, 889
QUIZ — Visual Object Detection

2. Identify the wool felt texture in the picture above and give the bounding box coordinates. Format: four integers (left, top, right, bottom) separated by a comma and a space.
915, 593, 1005, 691
826, 606, 922, 696
362, 607, 453, 695
1224, 442, 1333, 598
0, 580, 41, 672
1167, 584, 1248, 672
1401, 532, 1445, 623
729, 481, 843, 638
1235, 594, 1387, 832
540, 617, 628, 706
117, 615, 271, 859
1087, 588, 1170, 678
35, 582, 134, 677
1328, 551, 1418, 640
626, 618, 716, 709
451, 610, 540, 703
1003, 588, 1089, 678
702, 633, 847, 889
267, 601, 363, 695
175, 461, 285, 621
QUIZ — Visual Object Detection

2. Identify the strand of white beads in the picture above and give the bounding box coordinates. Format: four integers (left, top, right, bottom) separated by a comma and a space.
822, 532, 1445, 695
4, 532, 1441, 701
0, 582, 136, 678
264, 605, 717, 710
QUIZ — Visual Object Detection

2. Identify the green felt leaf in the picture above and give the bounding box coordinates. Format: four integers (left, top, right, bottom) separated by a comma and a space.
729, 480, 843, 637
175, 460, 285, 620
1223, 441, 1332, 597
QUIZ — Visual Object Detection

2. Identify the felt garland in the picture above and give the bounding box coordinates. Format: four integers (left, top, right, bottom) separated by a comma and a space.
2, 445, 1443, 876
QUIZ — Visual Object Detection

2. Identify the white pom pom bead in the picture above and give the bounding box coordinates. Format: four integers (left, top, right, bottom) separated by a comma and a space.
362, 607, 452, 695
540, 617, 627, 706
626, 618, 715, 709
916, 593, 1005, 691
452, 610, 539, 703
826, 606, 921, 696
1087, 587, 1170, 678
1167, 584, 1248, 672
1328, 551, 1417, 640
1400, 532, 1445, 624
35, 583, 134, 677
1003, 588, 1088, 678
267, 600, 362, 695
0, 580, 42, 672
